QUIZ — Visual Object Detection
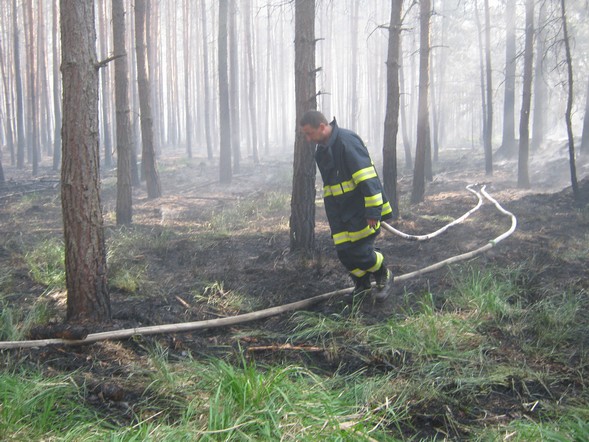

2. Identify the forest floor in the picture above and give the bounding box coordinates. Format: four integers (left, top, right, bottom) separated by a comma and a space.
1, 143, 588, 439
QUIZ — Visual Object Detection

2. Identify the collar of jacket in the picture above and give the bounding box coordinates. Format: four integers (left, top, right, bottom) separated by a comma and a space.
320, 118, 339, 150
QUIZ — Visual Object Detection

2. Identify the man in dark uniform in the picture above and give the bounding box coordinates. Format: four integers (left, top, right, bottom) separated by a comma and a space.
300, 110, 393, 299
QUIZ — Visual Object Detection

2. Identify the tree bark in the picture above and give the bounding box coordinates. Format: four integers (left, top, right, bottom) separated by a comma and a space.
113, 0, 133, 225
560, 0, 579, 201
200, 0, 214, 160
218, 0, 232, 184
290, 0, 317, 253
474, 0, 487, 152
581, 77, 589, 155
0, 8, 15, 171
25, 0, 39, 176
229, 0, 241, 173
531, 1, 547, 152
483, 0, 493, 175
97, 0, 113, 169
501, 2, 516, 158
135, 0, 162, 199
60, 0, 111, 323
183, 0, 193, 159
517, 0, 533, 189
399, 39, 412, 170
411, 0, 431, 204
382, 0, 403, 219
243, 0, 259, 164
52, 0, 62, 171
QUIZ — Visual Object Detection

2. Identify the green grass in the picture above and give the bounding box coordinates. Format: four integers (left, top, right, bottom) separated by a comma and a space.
0, 296, 52, 341
24, 237, 66, 289
0, 371, 111, 440
2, 248, 588, 440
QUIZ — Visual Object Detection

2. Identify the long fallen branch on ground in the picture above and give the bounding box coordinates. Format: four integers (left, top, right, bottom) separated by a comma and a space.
0, 185, 516, 350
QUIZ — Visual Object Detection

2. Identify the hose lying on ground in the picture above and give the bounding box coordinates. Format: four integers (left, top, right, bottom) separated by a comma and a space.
0, 185, 517, 350
381, 184, 485, 241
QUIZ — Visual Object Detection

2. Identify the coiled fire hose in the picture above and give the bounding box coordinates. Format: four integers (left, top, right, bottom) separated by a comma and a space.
0, 185, 516, 349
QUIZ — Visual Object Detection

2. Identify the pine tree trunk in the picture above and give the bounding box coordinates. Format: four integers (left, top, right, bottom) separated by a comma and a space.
25, 0, 39, 176
13, 0, 25, 170
560, 0, 579, 201
290, 0, 316, 253
52, 0, 62, 171
97, 0, 113, 169
218, 0, 232, 184
501, 3, 516, 157
229, 0, 241, 173
474, 0, 487, 151
517, 0, 533, 189
483, 0, 493, 175
531, 1, 547, 152
60, 0, 111, 323
382, 0, 402, 219
580, 77, 589, 155
200, 0, 214, 160
135, 0, 161, 198
184, 0, 193, 159
243, 0, 259, 164
113, 0, 133, 225
411, 0, 431, 204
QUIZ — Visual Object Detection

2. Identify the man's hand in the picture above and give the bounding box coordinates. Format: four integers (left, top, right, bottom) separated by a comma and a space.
367, 218, 378, 229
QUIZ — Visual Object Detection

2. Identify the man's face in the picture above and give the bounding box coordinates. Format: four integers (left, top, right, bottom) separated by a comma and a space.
301, 123, 328, 144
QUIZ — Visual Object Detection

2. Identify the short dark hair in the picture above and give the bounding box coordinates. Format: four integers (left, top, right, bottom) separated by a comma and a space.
299, 110, 328, 128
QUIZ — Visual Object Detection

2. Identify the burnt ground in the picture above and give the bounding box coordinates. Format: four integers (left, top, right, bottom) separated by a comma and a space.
1, 145, 588, 437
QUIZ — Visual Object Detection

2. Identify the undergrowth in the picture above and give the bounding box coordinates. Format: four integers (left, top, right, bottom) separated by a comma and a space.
2, 262, 587, 440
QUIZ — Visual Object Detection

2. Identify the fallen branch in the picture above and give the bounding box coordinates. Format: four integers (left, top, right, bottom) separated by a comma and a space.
246, 343, 324, 352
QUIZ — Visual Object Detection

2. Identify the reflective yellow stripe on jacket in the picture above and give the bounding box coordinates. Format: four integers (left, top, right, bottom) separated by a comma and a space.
332, 222, 381, 246
323, 179, 356, 197
352, 165, 378, 184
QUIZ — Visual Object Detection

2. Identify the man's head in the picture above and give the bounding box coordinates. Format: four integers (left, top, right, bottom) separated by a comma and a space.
300, 110, 331, 144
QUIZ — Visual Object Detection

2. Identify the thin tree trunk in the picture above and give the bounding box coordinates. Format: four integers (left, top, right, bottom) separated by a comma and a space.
52, 0, 62, 171
200, 0, 213, 160
560, 0, 579, 201
113, 0, 133, 225
382, 0, 403, 220
290, 0, 317, 253
98, 0, 113, 169
474, 0, 487, 151
0, 14, 15, 171
264, 6, 272, 155
218, 0, 232, 184
184, 0, 193, 158
37, 0, 52, 156
483, 0, 493, 175
581, 77, 589, 155
411, 0, 431, 204
349, 0, 359, 127
135, 0, 161, 198
501, 2, 516, 157
399, 39, 412, 170
13, 0, 25, 170
60, 0, 111, 323
25, 0, 39, 176
531, 1, 547, 152
243, 0, 259, 164
229, 0, 240, 173
517, 0, 533, 189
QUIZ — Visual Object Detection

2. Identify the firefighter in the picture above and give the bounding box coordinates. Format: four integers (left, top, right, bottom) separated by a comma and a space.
300, 110, 393, 299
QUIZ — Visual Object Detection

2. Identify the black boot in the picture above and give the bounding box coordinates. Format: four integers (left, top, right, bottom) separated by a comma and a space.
373, 263, 392, 300
351, 274, 372, 297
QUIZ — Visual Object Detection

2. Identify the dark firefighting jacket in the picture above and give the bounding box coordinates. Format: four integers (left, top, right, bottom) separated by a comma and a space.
315, 119, 393, 250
